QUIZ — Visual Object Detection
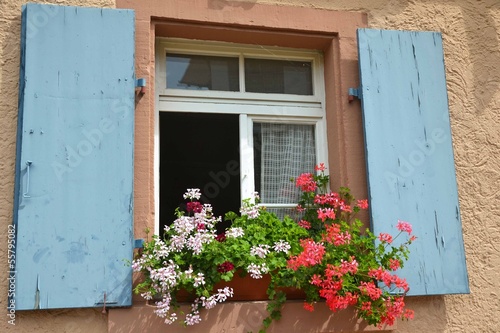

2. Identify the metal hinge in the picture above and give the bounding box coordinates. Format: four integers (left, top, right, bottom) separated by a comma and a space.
135, 78, 146, 88
135, 78, 146, 95
348, 87, 362, 102
134, 239, 144, 249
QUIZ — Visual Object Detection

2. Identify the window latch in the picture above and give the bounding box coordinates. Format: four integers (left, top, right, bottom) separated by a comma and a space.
23, 161, 33, 198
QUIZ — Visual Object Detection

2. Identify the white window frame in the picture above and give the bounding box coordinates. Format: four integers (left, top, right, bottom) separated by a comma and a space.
155, 38, 328, 234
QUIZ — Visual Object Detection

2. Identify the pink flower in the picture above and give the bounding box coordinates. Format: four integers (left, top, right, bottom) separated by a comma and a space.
303, 302, 315, 312
310, 274, 322, 286
392, 275, 409, 292
381, 297, 406, 326
357, 199, 369, 210
369, 267, 393, 287
323, 223, 340, 243
335, 232, 351, 246
317, 208, 336, 222
378, 233, 393, 244
396, 220, 412, 234
404, 309, 415, 320
314, 163, 326, 171
359, 281, 383, 301
340, 204, 352, 213
287, 239, 325, 270
298, 220, 311, 229
314, 192, 341, 206
324, 264, 344, 279
322, 224, 351, 246
389, 259, 401, 271
322, 292, 357, 312
340, 258, 358, 274
295, 173, 317, 192
361, 301, 372, 312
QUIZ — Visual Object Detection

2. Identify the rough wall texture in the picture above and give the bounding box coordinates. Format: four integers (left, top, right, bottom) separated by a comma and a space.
1, 0, 499, 332
315, 1, 500, 332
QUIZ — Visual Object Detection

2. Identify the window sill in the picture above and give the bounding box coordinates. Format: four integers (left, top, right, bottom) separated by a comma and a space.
108, 300, 396, 333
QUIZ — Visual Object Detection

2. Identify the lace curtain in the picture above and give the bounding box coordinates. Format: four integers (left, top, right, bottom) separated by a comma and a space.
257, 123, 316, 216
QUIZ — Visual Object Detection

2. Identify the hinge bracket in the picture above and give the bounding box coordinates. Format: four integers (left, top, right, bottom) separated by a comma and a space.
135, 78, 146, 95
348, 87, 362, 102
134, 239, 144, 249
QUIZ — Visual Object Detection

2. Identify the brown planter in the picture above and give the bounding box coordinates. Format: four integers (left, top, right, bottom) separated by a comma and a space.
224, 273, 306, 301
176, 273, 305, 302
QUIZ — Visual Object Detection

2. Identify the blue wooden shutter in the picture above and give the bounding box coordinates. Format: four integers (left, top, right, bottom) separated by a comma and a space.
13, 4, 135, 310
357, 29, 469, 295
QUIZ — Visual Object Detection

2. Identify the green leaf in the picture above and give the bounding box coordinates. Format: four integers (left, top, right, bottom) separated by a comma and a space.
225, 211, 238, 222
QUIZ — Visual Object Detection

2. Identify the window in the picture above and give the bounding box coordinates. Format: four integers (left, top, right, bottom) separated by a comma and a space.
13, 3, 469, 316
244, 58, 313, 95
166, 53, 239, 91
253, 122, 316, 216
156, 39, 328, 233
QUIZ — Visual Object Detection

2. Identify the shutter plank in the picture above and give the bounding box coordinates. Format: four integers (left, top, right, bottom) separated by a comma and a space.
357, 29, 469, 295
13, 4, 135, 309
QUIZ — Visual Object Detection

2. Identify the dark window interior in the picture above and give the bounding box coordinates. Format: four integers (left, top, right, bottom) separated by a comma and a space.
159, 112, 240, 234
244, 58, 313, 95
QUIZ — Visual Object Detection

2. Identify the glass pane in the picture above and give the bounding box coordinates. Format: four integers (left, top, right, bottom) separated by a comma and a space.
245, 58, 313, 95
253, 122, 316, 206
166, 53, 239, 91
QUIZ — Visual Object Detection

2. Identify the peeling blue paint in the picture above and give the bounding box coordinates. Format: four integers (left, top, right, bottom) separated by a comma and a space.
357, 29, 469, 295
13, 4, 135, 310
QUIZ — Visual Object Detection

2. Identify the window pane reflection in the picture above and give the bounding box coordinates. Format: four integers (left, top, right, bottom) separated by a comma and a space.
245, 58, 313, 95
166, 53, 239, 91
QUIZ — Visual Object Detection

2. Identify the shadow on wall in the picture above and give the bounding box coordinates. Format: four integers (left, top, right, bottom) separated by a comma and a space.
398, 296, 447, 332
0, 4, 23, 210
459, 0, 500, 113
108, 300, 408, 332
208, 0, 257, 10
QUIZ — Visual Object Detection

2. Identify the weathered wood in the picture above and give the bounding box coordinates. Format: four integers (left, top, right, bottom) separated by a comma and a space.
13, 4, 135, 309
357, 28, 469, 295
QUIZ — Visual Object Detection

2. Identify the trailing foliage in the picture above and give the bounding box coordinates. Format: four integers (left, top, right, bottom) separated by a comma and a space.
132, 164, 415, 330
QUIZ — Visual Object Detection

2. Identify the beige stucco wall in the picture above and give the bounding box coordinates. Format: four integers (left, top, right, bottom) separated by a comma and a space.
0, 0, 498, 332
